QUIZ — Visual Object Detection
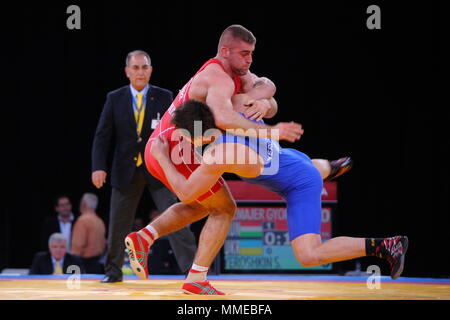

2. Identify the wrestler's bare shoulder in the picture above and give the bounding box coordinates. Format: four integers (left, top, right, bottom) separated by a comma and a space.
189, 63, 235, 101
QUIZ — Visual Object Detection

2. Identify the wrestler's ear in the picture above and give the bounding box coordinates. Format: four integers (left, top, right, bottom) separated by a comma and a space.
220, 46, 230, 58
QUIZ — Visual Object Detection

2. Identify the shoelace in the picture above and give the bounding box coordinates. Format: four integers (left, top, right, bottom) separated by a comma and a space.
378, 237, 403, 266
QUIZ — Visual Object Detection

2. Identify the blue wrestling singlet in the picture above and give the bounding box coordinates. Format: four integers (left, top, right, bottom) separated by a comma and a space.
211, 114, 323, 241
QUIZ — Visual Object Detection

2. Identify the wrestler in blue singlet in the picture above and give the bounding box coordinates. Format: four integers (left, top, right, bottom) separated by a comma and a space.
211, 114, 323, 241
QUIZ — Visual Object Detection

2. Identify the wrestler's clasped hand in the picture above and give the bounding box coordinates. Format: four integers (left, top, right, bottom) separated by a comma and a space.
243, 99, 271, 122
150, 135, 170, 160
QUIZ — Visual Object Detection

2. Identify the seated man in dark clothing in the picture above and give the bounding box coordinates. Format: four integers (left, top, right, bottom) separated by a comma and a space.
29, 233, 85, 275
40, 195, 78, 252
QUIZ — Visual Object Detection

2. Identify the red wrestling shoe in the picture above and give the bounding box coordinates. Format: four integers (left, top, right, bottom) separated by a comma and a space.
124, 231, 151, 280
182, 281, 225, 295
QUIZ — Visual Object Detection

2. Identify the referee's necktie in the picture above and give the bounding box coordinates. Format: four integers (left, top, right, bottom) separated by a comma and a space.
134, 93, 145, 167
54, 260, 63, 274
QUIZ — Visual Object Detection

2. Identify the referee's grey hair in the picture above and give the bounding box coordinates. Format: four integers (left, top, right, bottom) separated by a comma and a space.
81, 193, 98, 210
48, 233, 67, 245
126, 50, 152, 66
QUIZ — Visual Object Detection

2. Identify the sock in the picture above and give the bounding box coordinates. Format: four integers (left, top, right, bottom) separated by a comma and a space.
185, 263, 209, 283
138, 225, 158, 246
365, 238, 385, 258
145, 225, 159, 239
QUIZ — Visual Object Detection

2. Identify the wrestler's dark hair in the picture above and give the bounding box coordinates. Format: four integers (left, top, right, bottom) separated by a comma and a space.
221, 24, 256, 44
171, 100, 217, 139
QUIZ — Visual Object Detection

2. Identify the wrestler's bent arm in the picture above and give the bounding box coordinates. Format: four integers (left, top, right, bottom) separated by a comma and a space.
240, 72, 278, 119
151, 137, 224, 203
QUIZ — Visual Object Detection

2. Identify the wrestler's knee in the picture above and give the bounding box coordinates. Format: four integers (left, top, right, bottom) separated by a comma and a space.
218, 197, 237, 218
291, 234, 322, 267
201, 184, 237, 218
307, 164, 324, 193
210, 197, 236, 221
294, 250, 321, 267
311, 159, 331, 180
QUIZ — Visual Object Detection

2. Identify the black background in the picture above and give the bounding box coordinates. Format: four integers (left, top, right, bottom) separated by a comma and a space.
0, 1, 446, 278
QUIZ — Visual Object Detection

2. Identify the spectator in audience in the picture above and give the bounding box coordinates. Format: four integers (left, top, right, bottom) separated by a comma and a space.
29, 233, 84, 275
71, 193, 106, 274
40, 195, 77, 252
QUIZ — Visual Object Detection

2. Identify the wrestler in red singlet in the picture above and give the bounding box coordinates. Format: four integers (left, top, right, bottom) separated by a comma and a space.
144, 58, 241, 202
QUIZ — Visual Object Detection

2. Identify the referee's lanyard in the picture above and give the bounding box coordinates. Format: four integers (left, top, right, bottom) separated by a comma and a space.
133, 93, 146, 141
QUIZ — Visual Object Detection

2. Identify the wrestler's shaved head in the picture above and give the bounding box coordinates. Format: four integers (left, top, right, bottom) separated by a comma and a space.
217, 25, 256, 76
218, 25, 256, 52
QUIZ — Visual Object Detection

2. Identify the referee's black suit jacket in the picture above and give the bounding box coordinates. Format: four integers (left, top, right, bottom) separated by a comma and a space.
92, 85, 173, 189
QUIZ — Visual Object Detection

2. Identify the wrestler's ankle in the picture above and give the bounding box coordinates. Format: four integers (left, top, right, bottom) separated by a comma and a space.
138, 225, 158, 246
185, 263, 209, 283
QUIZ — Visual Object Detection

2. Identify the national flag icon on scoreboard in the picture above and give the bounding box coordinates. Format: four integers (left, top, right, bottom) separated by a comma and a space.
240, 225, 263, 238
239, 239, 263, 256
238, 221, 263, 255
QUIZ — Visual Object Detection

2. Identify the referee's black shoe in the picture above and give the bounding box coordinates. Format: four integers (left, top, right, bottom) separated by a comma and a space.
100, 274, 123, 283
324, 157, 353, 181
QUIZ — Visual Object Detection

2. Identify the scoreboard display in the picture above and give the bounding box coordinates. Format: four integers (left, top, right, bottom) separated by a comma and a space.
223, 181, 336, 272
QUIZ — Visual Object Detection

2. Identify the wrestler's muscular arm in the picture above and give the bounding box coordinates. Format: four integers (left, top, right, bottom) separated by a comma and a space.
151, 135, 263, 203
240, 72, 276, 100
240, 72, 278, 120
155, 149, 223, 203
203, 66, 302, 142
150, 135, 228, 203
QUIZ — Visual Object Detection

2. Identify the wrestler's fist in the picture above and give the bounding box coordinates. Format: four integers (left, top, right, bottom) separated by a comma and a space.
150, 135, 170, 161
272, 122, 304, 142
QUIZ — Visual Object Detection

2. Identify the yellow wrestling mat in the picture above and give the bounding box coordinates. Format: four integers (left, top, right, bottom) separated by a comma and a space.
1, 275, 449, 300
